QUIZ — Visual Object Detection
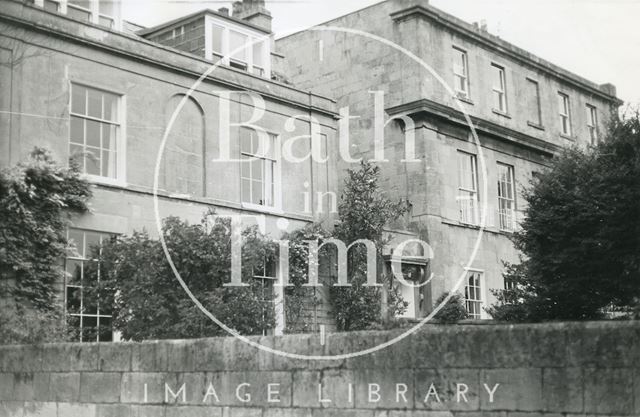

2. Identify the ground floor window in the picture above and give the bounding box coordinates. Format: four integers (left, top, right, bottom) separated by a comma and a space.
253, 254, 280, 336
65, 228, 114, 342
464, 270, 484, 319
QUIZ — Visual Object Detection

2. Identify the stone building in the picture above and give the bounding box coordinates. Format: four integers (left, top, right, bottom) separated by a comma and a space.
276, 0, 621, 319
0, 0, 338, 340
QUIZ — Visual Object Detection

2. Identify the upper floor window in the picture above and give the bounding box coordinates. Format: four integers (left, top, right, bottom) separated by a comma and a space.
36, 0, 119, 29
464, 270, 484, 319
240, 128, 278, 208
526, 78, 542, 126
452, 47, 469, 99
457, 151, 479, 225
491, 64, 507, 113
206, 16, 270, 78
69, 83, 122, 182
558, 92, 572, 136
587, 104, 599, 145
65, 228, 115, 342
497, 163, 516, 232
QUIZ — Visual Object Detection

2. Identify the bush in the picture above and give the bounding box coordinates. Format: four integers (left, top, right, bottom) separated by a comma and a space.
85, 212, 276, 340
0, 306, 71, 345
489, 113, 640, 321
432, 292, 468, 323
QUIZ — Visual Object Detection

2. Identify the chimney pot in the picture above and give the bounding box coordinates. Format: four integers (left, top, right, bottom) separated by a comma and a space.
218, 7, 229, 16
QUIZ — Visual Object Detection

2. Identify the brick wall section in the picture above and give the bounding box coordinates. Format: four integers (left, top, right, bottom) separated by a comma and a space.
0, 321, 639, 416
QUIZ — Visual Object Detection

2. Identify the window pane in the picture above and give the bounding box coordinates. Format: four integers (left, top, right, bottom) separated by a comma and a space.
66, 287, 82, 314
67, 229, 85, 257
85, 148, 101, 176
67, 4, 91, 22
70, 116, 84, 144
99, 0, 116, 16
241, 178, 251, 203
241, 155, 251, 178
86, 119, 101, 147
252, 180, 263, 205
253, 40, 264, 68
82, 316, 98, 342
102, 150, 116, 178
251, 158, 263, 181
87, 89, 102, 119
102, 124, 116, 151
229, 31, 248, 61
212, 25, 224, 54
103, 93, 117, 121
98, 317, 113, 341
71, 85, 87, 115
66, 259, 83, 285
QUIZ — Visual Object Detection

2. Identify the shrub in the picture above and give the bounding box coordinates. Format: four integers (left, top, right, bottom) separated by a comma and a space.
432, 292, 468, 323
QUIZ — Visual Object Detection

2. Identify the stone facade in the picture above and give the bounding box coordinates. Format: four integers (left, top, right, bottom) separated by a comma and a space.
0, 0, 338, 337
0, 321, 639, 416
275, 0, 621, 317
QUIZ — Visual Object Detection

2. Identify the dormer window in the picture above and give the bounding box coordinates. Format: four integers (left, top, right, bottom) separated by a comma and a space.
205, 15, 271, 78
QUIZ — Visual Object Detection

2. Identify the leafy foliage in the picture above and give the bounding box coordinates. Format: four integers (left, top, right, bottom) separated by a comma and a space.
85, 212, 276, 341
0, 148, 91, 314
432, 292, 468, 323
330, 161, 410, 331
489, 113, 640, 321
0, 305, 71, 345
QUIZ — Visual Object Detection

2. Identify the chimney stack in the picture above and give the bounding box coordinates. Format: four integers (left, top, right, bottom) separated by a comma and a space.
232, 0, 272, 32
218, 7, 229, 16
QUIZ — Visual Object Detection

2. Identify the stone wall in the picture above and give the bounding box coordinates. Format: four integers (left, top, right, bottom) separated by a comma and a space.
1, 321, 639, 416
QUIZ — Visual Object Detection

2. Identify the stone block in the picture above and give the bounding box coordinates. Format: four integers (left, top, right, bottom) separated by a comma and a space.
583, 367, 634, 415
0, 373, 14, 400
222, 406, 262, 417
192, 338, 225, 372
80, 372, 122, 403
292, 371, 321, 408
414, 368, 479, 411
132, 342, 168, 372
479, 368, 542, 412
96, 403, 133, 417
167, 341, 196, 373
56, 402, 97, 417
130, 405, 166, 417
165, 405, 222, 417
0, 401, 25, 417
99, 343, 132, 372
49, 372, 80, 402
41, 343, 99, 372
542, 368, 583, 413
263, 408, 314, 417
13, 372, 35, 401
23, 401, 57, 417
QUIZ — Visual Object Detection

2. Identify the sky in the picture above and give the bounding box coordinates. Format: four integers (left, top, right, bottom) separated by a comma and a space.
123, 0, 640, 105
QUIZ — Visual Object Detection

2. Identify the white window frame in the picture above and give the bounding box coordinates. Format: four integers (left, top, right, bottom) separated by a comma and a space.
452, 46, 469, 99
204, 15, 271, 78
34, 0, 122, 30
65, 228, 116, 342
68, 81, 127, 187
464, 269, 485, 319
586, 104, 599, 145
497, 163, 516, 232
239, 128, 282, 213
491, 63, 507, 113
457, 151, 479, 225
558, 92, 572, 136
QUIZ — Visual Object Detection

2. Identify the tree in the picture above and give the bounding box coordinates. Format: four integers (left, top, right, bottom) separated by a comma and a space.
86, 212, 276, 340
0, 148, 91, 344
330, 160, 410, 331
489, 113, 640, 321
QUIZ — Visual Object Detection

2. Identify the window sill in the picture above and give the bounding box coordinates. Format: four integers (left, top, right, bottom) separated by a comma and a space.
454, 95, 474, 105
560, 133, 575, 141
527, 121, 545, 131
241, 202, 285, 216
84, 175, 127, 188
492, 109, 511, 119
